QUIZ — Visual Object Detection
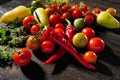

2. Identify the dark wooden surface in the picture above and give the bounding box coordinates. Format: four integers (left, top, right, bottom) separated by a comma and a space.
0, 0, 120, 80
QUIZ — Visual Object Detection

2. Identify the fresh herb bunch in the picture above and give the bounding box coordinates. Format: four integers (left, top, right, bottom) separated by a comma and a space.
0, 46, 16, 66
0, 23, 29, 47
0, 46, 16, 60
0, 22, 29, 61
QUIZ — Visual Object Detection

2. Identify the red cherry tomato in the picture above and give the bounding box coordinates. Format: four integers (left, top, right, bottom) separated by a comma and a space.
81, 27, 95, 40
92, 8, 102, 14
61, 12, 71, 20
40, 40, 55, 54
83, 51, 97, 63
22, 16, 35, 29
72, 9, 84, 19
51, 4, 59, 12
85, 14, 95, 26
71, 4, 79, 12
88, 37, 105, 53
30, 24, 41, 35
55, 28, 65, 37
83, 4, 89, 13
60, 4, 70, 14
55, 23, 65, 30
13, 48, 31, 66
49, 14, 62, 26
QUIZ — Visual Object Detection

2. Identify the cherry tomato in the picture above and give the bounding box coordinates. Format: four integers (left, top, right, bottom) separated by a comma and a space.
40, 40, 55, 54
60, 4, 70, 14
85, 10, 97, 19
26, 36, 40, 50
72, 9, 84, 19
39, 35, 47, 43
71, 4, 79, 12
51, 4, 59, 12
88, 37, 105, 53
92, 8, 102, 14
13, 48, 31, 66
30, 24, 41, 35
81, 27, 95, 40
106, 7, 116, 16
49, 14, 62, 26
82, 4, 89, 13
85, 14, 95, 26
83, 51, 97, 63
45, 7, 54, 17
55, 23, 65, 30
55, 28, 65, 37
61, 12, 71, 20
22, 16, 35, 29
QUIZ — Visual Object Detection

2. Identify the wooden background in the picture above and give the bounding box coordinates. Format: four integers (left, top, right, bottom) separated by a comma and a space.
0, 0, 120, 80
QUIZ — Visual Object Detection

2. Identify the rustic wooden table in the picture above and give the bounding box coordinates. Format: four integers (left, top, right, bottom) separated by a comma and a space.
0, 0, 120, 80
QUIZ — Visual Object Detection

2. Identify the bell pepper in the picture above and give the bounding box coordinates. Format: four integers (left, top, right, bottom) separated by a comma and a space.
33, 7, 49, 29
0, 6, 31, 23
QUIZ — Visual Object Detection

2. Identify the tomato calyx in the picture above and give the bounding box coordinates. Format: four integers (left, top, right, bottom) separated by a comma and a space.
16, 49, 23, 56
16, 49, 28, 58
79, 2, 84, 10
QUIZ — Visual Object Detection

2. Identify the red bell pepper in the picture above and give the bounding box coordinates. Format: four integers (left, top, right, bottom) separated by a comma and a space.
43, 27, 96, 70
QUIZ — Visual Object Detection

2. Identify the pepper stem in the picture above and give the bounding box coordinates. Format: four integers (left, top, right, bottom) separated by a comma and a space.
65, 18, 72, 26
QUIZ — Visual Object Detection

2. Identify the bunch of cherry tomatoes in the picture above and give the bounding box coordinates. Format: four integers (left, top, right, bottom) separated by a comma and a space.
13, 1, 116, 67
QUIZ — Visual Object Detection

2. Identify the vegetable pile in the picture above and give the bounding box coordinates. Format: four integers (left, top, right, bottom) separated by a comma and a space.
0, 0, 119, 70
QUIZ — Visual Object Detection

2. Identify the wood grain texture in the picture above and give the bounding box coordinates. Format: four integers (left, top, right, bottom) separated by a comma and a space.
0, 0, 120, 80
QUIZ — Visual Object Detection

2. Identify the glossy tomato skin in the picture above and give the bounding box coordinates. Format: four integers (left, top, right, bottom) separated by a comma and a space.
60, 4, 70, 14
30, 24, 41, 35
40, 40, 55, 54
45, 7, 54, 17
55, 23, 65, 30
92, 8, 102, 14
55, 28, 65, 37
71, 4, 79, 12
81, 27, 95, 40
26, 36, 40, 50
13, 48, 31, 66
51, 4, 59, 12
106, 7, 116, 16
61, 12, 71, 21
83, 51, 97, 63
72, 9, 84, 19
85, 14, 95, 26
83, 4, 89, 13
88, 37, 105, 53
22, 16, 35, 29
49, 14, 62, 26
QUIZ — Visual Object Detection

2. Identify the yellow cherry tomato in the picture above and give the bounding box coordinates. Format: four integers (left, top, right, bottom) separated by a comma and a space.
106, 7, 116, 16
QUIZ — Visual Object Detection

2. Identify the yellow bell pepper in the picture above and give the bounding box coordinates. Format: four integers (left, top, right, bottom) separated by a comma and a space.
0, 6, 31, 23
33, 7, 49, 27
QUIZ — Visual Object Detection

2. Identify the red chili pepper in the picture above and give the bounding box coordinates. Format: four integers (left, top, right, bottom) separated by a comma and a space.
65, 19, 75, 42
44, 22, 74, 65
44, 20, 75, 64
43, 27, 96, 70
44, 47, 66, 64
